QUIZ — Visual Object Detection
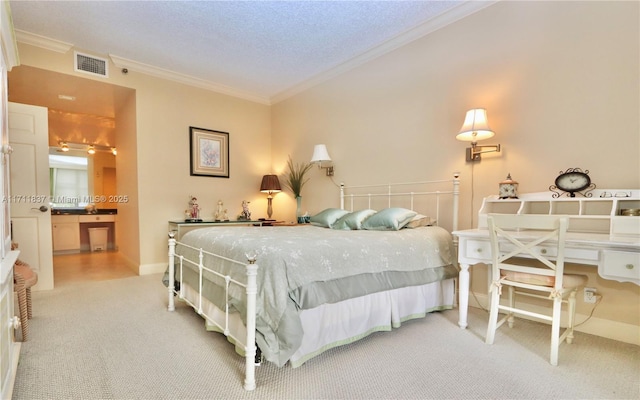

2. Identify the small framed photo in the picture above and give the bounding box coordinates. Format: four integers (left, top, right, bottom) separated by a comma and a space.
189, 126, 229, 178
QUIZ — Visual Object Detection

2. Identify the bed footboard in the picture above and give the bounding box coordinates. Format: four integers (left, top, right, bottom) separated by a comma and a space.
167, 232, 259, 391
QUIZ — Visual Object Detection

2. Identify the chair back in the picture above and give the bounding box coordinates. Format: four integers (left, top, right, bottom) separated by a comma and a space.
487, 214, 569, 293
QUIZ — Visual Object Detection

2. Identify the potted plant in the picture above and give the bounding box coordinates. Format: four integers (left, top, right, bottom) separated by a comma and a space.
282, 155, 313, 221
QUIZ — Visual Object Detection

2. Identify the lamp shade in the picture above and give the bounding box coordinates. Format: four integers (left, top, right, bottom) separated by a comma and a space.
260, 174, 281, 193
310, 144, 332, 163
456, 108, 495, 142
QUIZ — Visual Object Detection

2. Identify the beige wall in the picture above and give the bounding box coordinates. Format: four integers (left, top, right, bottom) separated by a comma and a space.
15, 43, 272, 272
8, 1, 639, 342
271, 1, 639, 340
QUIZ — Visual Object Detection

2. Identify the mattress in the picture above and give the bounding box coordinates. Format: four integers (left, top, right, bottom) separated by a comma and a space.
172, 225, 458, 366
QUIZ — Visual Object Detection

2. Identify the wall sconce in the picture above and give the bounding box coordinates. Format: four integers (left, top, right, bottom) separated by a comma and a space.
260, 174, 281, 219
57, 141, 117, 156
456, 108, 501, 162
310, 144, 334, 176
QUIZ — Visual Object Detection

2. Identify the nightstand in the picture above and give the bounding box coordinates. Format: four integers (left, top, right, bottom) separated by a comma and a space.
168, 219, 263, 239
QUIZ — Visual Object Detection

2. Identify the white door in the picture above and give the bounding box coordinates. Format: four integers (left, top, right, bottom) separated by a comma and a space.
8, 102, 53, 290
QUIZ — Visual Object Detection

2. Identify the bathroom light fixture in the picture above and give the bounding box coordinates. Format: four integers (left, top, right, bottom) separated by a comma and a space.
310, 144, 334, 176
57, 94, 76, 101
456, 108, 501, 162
57, 141, 117, 155
260, 174, 281, 219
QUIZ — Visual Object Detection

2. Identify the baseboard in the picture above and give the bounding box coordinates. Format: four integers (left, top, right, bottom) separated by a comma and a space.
139, 262, 167, 275
465, 291, 640, 346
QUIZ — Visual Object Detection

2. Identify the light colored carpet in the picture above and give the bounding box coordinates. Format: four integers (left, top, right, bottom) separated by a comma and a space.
12, 273, 640, 399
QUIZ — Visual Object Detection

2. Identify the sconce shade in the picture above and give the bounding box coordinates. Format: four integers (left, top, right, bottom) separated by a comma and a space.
260, 174, 281, 193
456, 108, 495, 142
310, 144, 332, 163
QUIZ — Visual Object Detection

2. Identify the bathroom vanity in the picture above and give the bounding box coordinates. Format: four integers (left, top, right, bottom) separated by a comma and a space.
51, 210, 117, 253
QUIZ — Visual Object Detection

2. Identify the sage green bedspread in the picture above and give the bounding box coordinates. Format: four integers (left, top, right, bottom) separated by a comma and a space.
172, 225, 458, 367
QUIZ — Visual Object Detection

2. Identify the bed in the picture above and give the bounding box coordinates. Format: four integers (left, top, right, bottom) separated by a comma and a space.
166, 175, 460, 390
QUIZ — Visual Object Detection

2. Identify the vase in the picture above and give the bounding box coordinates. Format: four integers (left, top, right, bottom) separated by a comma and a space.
296, 196, 303, 224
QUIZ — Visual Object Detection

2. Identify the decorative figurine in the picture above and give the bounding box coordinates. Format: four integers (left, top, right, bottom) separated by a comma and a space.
238, 200, 252, 221
215, 200, 229, 221
187, 195, 202, 221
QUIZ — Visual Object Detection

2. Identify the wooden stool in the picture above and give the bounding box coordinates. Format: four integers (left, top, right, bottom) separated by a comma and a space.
13, 258, 37, 341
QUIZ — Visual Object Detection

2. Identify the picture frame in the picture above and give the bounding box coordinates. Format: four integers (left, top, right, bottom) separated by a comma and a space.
189, 126, 229, 178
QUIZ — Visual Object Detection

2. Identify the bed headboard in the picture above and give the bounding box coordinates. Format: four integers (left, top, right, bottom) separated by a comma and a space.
339, 173, 460, 232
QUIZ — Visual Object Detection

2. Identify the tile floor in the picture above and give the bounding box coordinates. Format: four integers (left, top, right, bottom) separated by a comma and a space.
53, 251, 137, 287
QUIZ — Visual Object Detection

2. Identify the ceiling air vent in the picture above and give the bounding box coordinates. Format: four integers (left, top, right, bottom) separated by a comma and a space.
74, 51, 109, 78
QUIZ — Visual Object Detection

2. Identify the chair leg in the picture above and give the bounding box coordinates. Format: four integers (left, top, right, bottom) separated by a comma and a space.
549, 296, 562, 366
16, 288, 29, 341
486, 288, 501, 344
26, 287, 33, 319
566, 289, 577, 344
507, 286, 515, 328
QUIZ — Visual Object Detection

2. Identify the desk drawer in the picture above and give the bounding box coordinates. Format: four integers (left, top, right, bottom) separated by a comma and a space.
462, 239, 492, 260
473, 240, 599, 264
501, 243, 599, 263
600, 251, 640, 282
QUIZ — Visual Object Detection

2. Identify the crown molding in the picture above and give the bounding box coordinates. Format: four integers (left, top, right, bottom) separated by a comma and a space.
14, 29, 271, 105
108, 55, 270, 105
271, 0, 499, 104
14, 29, 73, 53
1, 3, 20, 69
12, 0, 497, 106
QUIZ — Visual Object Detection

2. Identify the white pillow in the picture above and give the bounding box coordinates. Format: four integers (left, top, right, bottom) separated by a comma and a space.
361, 208, 417, 231
310, 208, 349, 228
331, 209, 377, 230
403, 213, 435, 228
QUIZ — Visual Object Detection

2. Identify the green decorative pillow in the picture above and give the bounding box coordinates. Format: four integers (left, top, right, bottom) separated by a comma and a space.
310, 208, 349, 228
331, 209, 377, 230
361, 207, 417, 231
404, 214, 435, 229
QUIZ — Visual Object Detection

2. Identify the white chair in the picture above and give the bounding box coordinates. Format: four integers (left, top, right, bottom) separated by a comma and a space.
485, 214, 588, 366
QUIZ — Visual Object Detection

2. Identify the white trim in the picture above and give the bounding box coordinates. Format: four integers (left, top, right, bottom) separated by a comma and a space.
14, 29, 72, 54
271, 0, 498, 104
109, 54, 271, 105
139, 262, 167, 275
1, 3, 20, 69
11, 2, 497, 105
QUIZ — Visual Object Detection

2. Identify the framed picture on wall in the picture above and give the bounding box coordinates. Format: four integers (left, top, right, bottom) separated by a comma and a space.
189, 126, 229, 178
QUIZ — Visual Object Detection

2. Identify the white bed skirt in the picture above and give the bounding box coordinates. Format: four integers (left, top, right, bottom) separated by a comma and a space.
180, 278, 455, 367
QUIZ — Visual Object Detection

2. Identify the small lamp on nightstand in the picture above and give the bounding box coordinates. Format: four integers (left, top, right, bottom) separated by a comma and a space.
260, 174, 281, 219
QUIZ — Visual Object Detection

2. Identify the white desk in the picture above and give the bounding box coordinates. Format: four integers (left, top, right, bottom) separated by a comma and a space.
452, 228, 640, 329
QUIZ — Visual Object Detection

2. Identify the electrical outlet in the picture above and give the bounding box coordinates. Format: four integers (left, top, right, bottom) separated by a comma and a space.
584, 287, 597, 304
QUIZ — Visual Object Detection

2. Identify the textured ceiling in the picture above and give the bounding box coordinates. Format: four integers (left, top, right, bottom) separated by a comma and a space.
9, 1, 493, 104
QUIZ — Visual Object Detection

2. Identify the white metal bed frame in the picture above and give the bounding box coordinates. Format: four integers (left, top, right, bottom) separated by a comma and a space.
166, 174, 460, 391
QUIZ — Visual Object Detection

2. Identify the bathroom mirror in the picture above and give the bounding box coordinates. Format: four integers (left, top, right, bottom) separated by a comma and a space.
48, 147, 117, 209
